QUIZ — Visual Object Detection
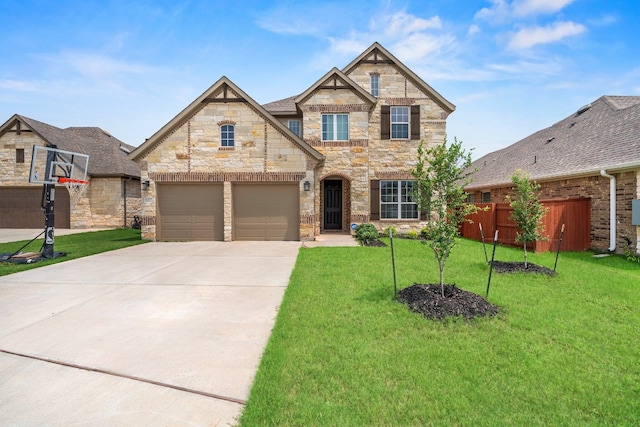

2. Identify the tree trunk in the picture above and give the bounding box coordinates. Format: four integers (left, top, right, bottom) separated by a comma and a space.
439, 261, 445, 297
523, 240, 528, 269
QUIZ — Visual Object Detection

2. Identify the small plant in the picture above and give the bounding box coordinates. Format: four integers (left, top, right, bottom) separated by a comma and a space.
383, 226, 397, 237
623, 239, 640, 263
412, 137, 478, 296
354, 223, 380, 245
406, 230, 419, 240
506, 169, 548, 269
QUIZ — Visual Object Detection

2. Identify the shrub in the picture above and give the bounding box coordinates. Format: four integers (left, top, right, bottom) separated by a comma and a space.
354, 223, 380, 245
383, 226, 397, 237
406, 230, 419, 240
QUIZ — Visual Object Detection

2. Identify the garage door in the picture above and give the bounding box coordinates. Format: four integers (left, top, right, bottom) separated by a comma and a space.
0, 187, 70, 228
157, 184, 224, 241
233, 184, 299, 241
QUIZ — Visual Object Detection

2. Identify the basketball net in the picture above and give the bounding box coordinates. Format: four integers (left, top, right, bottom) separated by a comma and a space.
58, 177, 89, 209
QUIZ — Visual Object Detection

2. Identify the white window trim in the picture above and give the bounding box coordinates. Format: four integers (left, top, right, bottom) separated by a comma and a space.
391, 106, 409, 140
380, 180, 419, 220
322, 114, 349, 141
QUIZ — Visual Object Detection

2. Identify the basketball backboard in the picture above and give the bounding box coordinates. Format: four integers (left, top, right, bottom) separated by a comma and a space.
29, 145, 89, 185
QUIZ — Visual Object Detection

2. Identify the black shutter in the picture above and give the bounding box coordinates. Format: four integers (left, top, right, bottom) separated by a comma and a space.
411, 105, 420, 140
381, 106, 390, 140
370, 180, 380, 220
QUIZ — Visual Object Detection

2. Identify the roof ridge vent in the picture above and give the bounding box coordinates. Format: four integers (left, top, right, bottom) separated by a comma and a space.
576, 103, 591, 115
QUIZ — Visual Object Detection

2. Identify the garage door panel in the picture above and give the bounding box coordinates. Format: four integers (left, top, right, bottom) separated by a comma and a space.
233, 184, 299, 241
0, 187, 70, 228
157, 184, 223, 241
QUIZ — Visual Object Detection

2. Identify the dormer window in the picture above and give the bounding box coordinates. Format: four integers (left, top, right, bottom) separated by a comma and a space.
370, 74, 379, 97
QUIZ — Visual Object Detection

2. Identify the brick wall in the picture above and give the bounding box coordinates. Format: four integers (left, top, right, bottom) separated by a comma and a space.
470, 171, 639, 253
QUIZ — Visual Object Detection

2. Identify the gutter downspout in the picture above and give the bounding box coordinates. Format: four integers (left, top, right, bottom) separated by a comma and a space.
600, 170, 616, 251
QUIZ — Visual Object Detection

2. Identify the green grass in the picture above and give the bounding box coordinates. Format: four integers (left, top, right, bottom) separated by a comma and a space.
0, 228, 147, 276
240, 238, 640, 426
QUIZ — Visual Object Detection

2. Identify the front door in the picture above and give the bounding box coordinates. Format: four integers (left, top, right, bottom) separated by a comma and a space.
324, 180, 342, 230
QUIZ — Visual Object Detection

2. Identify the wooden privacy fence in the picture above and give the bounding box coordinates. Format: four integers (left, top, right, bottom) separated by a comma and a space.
460, 198, 591, 252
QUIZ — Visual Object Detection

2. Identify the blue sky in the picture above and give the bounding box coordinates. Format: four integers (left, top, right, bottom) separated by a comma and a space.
1, 0, 638, 159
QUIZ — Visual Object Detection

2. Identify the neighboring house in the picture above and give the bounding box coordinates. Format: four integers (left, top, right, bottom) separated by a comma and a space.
0, 114, 141, 229
129, 42, 455, 241
465, 96, 640, 254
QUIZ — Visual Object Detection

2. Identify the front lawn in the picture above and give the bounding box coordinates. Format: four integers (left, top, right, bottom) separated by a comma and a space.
240, 238, 640, 426
0, 228, 147, 276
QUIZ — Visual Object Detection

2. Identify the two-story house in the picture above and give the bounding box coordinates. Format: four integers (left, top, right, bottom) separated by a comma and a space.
129, 42, 455, 241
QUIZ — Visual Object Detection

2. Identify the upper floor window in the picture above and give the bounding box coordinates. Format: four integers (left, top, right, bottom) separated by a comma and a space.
380, 180, 419, 219
221, 124, 234, 147
370, 74, 379, 97
322, 114, 349, 141
381, 105, 420, 140
391, 106, 409, 139
288, 120, 301, 137
16, 148, 25, 163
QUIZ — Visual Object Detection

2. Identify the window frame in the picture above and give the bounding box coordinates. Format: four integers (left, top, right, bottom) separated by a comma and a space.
391, 106, 410, 139
370, 74, 379, 97
481, 191, 491, 203
16, 148, 25, 164
220, 124, 235, 147
321, 113, 349, 141
380, 179, 419, 220
287, 119, 301, 137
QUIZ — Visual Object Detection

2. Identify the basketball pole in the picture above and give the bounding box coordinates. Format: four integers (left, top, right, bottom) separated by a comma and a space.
41, 145, 57, 258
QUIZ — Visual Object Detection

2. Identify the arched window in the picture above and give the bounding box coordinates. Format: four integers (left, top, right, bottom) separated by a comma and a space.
221, 124, 235, 147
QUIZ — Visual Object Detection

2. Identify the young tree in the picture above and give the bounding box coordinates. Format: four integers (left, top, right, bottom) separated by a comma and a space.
506, 169, 548, 268
412, 137, 478, 297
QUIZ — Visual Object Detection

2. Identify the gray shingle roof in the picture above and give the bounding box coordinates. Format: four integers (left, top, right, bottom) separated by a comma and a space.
467, 95, 640, 189
15, 115, 140, 178
262, 96, 298, 114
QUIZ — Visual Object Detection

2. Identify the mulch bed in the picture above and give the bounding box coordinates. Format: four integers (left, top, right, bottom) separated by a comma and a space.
398, 284, 499, 321
491, 261, 555, 276
360, 239, 387, 247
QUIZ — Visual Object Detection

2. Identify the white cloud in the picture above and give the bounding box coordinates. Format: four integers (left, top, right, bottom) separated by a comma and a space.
512, 0, 576, 16
475, 0, 576, 22
507, 21, 586, 50
384, 13, 442, 37
390, 32, 456, 62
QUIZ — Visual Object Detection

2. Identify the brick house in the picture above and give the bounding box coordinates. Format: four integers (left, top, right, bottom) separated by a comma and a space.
466, 96, 640, 254
129, 42, 455, 241
0, 114, 141, 229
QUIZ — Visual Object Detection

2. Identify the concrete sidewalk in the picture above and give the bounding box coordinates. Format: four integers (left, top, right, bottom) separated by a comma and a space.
0, 228, 114, 244
0, 241, 300, 426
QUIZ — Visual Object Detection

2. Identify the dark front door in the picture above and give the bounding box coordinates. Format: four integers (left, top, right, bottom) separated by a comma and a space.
324, 180, 342, 230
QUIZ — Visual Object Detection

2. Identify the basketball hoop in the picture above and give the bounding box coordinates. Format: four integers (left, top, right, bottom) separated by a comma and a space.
58, 177, 89, 209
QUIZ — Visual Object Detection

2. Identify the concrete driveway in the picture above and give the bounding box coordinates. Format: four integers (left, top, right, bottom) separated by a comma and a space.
0, 241, 301, 426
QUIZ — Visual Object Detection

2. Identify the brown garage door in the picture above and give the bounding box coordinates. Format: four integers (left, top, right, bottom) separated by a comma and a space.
233, 184, 299, 241
0, 187, 70, 228
157, 184, 224, 241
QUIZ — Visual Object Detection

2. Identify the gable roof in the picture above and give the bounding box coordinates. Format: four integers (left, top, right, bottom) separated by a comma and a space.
129, 76, 324, 162
342, 42, 455, 114
0, 114, 140, 178
467, 96, 640, 190
294, 67, 377, 106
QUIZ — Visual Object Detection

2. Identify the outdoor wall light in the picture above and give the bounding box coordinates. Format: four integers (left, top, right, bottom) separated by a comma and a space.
303, 181, 310, 191
142, 180, 150, 190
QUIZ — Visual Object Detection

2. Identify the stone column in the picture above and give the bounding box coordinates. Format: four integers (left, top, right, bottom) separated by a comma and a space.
224, 181, 233, 242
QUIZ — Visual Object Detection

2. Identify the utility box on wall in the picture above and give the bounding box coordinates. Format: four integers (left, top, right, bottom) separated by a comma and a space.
633, 199, 640, 225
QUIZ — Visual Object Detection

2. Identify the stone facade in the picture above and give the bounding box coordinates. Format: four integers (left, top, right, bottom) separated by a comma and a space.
131, 43, 454, 241
469, 170, 640, 254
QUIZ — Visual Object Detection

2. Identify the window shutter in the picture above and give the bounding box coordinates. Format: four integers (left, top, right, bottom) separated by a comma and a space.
380, 106, 390, 140
411, 105, 420, 140
370, 180, 380, 220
